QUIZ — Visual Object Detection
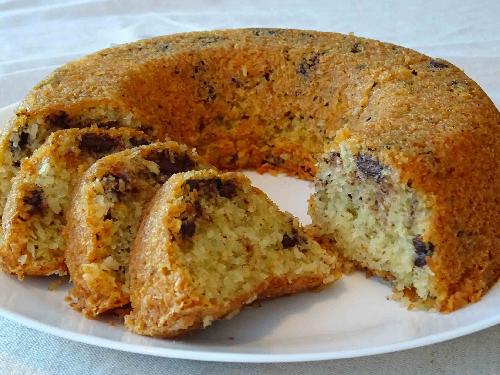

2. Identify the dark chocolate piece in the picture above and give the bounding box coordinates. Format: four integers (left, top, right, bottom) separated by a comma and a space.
18, 131, 29, 150
281, 232, 299, 248
23, 187, 44, 215
104, 210, 113, 221
157, 43, 170, 51
412, 235, 435, 267
129, 137, 150, 147
185, 178, 237, 199
351, 42, 362, 53
79, 134, 119, 154
252, 29, 280, 36
297, 53, 320, 77
356, 154, 385, 182
146, 151, 194, 176
45, 111, 69, 130
180, 219, 196, 237
428, 59, 449, 69
216, 180, 236, 199
197, 35, 222, 45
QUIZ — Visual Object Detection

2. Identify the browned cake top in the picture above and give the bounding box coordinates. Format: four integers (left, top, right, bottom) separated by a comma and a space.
17, 28, 498, 167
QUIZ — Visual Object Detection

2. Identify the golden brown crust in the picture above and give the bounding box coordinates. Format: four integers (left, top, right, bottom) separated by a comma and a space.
9, 29, 431, 178
127, 274, 332, 338
64, 174, 126, 315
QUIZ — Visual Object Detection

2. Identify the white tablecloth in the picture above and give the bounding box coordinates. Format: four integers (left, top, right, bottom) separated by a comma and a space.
0, 1, 498, 374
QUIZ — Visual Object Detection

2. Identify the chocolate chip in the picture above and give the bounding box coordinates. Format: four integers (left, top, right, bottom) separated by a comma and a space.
192, 61, 207, 78
95, 120, 119, 129
328, 151, 341, 159
197, 119, 206, 132
204, 84, 217, 103
414, 256, 427, 267
231, 77, 242, 88
351, 42, 362, 53
8, 141, 16, 155
300, 32, 315, 39
130, 137, 150, 147
297, 53, 320, 77
411, 70, 418, 76
412, 235, 434, 267
186, 178, 237, 199
193, 72, 217, 102
412, 235, 434, 255
356, 154, 385, 182
216, 180, 236, 198
186, 179, 201, 191
323, 151, 341, 166
180, 219, 196, 237
264, 154, 285, 166
215, 115, 224, 125
263, 71, 271, 81
9, 128, 30, 155
185, 201, 203, 216
79, 134, 119, 154
23, 188, 44, 215
157, 43, 170, 51
252, 29, 279, 36
146, 151, 194, 177
197, 35, 222, 45
139, 125, 154, 135
18, 131, 29, 149
45, 111, 69, 130
282, 233, 299, 248
428, 59, 449, 69
104, 210, 113, 220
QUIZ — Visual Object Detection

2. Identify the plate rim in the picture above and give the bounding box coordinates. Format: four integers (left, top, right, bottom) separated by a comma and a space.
0, 102, 499, 363
1, 304, 499, 363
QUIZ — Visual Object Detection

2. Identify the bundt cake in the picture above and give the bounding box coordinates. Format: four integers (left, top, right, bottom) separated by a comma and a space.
65, 141, 211, 317
0, 28, 498, 311
125, 170, 339, 337
0, 127, 150, 278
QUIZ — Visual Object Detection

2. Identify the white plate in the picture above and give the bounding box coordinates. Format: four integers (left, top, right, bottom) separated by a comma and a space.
0, 102, 498, 363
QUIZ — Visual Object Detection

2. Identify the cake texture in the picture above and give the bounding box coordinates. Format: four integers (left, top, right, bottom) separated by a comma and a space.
0, 127, 150, 278
0, 28, 498, 311
125, 170, 339, 337
65, 141, 211, 317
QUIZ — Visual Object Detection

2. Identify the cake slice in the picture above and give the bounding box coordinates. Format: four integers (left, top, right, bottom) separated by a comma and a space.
308, 142, 437, 308
0, 127, 150, 278
0, 109, 147, 222
125, 170, 340, 338
65, 142, 211, 317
